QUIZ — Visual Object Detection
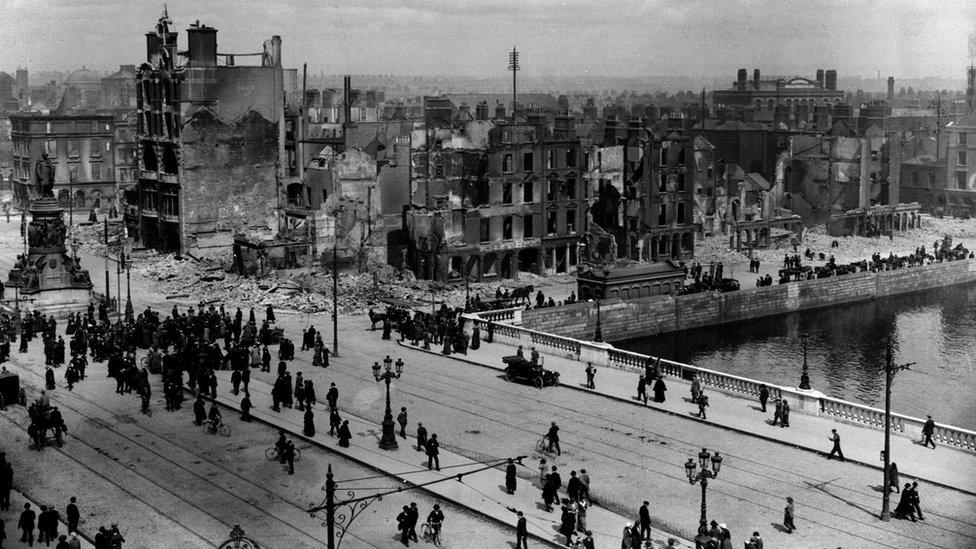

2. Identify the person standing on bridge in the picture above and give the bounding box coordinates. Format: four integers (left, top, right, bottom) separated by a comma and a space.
921, 415, 937, 449
697, 392, 709, 420
584, 363, 596, 389
758, 384, 770, 413
18, 503, 35, 546
781, 399, 791, 428
514, 511, 527, 549
415, 422, 427, 451
690, 375, 702, 403
505, 458, 517, 495
636, 375, 648, 405
326, 383, 339, 411
653, 376, 667, 403
426, 434, 440, 471
783, 497, 796, 533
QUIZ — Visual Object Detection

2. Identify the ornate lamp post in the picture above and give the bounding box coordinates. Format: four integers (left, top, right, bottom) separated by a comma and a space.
880, 344, 915, 521
372, 355, 403, 450
124, 251, 133, 320
685, 448, 723, 548
799, 332, 811, 390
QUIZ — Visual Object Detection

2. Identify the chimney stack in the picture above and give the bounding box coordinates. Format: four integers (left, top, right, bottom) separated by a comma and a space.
825, 70, 838, 91
343, 75, 352, 126
859, 138, 871, 209
816, 69, 825, 88
887, 77, 895, 104
737, 68, 748, 91
753, 69, 761, 90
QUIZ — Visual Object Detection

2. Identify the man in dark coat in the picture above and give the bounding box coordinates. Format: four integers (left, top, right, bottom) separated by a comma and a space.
65, 497, 79, 534
326, 383, 339, 411
337, 420, 351, 447
416, 422, 427, 452
505, 458, 517, 494
759, 384, 770, 412
19, 503, 35, 545
541, 466, 561, 512
515, 511, 528, 549
546, 422, 561, 455
638, 501, 651, 540
426, 434, 440, 471
193, 396, 206, 426
921, 416, 937, 448
567, 471, 582, 501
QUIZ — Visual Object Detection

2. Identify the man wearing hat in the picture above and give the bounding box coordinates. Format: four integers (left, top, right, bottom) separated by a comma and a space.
515, 511, 527, 549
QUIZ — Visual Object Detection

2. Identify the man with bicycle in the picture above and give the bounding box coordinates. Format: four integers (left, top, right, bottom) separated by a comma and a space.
425, 504, 444, 545
546, 422, 561, 455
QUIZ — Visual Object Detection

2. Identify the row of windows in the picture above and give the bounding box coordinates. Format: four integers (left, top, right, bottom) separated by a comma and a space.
498, 178, 589, 205
477, 210, 579, 242
501, 148, 577, 173
32, 121, 111, 134
656, 203, 689, 226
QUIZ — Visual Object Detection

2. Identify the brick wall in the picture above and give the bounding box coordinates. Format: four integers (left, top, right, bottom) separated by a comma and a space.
523, 259, 976, 340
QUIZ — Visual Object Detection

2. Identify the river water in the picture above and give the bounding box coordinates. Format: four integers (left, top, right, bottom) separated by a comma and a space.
614, 284, 976, 430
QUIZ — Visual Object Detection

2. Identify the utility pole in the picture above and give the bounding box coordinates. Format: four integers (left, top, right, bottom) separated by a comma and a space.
103, 219, 110, 306
508, 46, 520, 120
880, 343, 915, 521
332, 204, 343, 357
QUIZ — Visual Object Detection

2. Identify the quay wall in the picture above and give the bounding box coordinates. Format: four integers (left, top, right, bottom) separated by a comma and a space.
522, 258, 976, 341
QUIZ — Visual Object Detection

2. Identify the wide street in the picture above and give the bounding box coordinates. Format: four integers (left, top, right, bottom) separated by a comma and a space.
1, 217, 975, 548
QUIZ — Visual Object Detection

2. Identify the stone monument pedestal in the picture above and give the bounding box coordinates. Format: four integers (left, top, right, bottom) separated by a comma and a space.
5, 198, 93, 316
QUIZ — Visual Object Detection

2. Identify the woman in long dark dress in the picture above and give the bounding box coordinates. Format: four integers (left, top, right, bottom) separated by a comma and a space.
303, 408, 315, 437
892, 484, 914, 520
653, 377, 667, 403
337, 419, 351, 447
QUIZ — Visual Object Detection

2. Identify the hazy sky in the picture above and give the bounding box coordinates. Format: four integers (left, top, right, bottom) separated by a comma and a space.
1, 0, 973, 78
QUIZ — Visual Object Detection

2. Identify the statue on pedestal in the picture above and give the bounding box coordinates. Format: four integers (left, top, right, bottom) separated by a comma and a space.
34, 153, 56, 198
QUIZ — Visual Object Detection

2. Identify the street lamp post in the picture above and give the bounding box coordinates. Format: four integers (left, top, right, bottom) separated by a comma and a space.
880, 344, 915, 521
115, 249, 123, 314
332, 205, 344, 357
799, 332, 811, 390
124, 252, 133, 320
372, 356, 403, 450
685, 448, 723, 548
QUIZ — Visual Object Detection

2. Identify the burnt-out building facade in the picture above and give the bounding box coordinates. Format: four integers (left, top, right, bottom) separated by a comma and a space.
133, 10, 296, 254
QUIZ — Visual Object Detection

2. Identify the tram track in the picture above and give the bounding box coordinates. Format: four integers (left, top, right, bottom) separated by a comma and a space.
273, 332, 976, 548
5, 359, 381, 549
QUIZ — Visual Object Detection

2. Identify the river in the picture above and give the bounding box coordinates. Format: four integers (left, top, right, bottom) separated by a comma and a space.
614, 283, 976, 430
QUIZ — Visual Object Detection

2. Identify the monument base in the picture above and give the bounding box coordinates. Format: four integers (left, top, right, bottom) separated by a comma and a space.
16, 288, 93, 317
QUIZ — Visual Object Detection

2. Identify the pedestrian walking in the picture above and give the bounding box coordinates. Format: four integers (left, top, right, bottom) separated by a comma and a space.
559, 500, 576, 545
910, 481, 924, 520
921, 415, 937, 448
19, 503, 35, 546
406, 502, 419, 543
396, 505, 410, 545
888, 462, 900, 493
638, 500, 651, 540
745, 531, 764, 549
783, 497, 796, 533
653, 376, 667, 403
690, 375, 701, 403
515, 511, 527, 549
397, 407, 408, 438
826, 429, 844, 461
240, 393, 252, 422
505, 458, 517, 494
284, 440, 296, 475
781, 399, 791, 427
636, 374, 648, 405
893, 484, 916, 520
576, 499, 588, 533
337, 420, 351, 447
697, 392, 709, 419
326, 383, 339, 411
546, 422, 561, 455
541, 467, 561, 512
538, 459, 549, 486
772, 398, 782, 426
578, 469, 590, 502
329, 408, 341, 436
193, 395, 206, 426
303, 408, 316, 437
759, 384, 769, 412
584, 362, 596, 389
65, 497, 79, 535
416, 422, 427, 451
426, 434, 440, 470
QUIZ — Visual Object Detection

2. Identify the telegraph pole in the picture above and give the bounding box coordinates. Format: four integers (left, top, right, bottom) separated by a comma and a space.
508, 47, 520, 119
880, 343, 915, 521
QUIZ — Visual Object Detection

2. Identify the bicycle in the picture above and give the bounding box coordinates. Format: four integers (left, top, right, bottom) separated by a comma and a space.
536, 436, 551, 453
422, 521, 441, 545
265, 445, 302, 462
204, 420, 231, 437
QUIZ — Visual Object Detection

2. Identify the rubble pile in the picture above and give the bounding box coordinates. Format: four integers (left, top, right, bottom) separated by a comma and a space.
695, 215, 976, 269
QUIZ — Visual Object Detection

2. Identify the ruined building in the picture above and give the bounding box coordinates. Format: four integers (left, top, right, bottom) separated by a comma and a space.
131, 10, 298, 254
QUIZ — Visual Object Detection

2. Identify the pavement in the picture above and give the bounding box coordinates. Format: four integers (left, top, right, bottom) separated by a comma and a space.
205, 370, 694, 549
422, 337, 976, 496
1, 489, 95, 549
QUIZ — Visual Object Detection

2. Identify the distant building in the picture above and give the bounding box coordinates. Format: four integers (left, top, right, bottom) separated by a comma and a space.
944, 114, 976, 216
899, 155, 945, 212
713, 68, 844, 110
9, 112, 116, 211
